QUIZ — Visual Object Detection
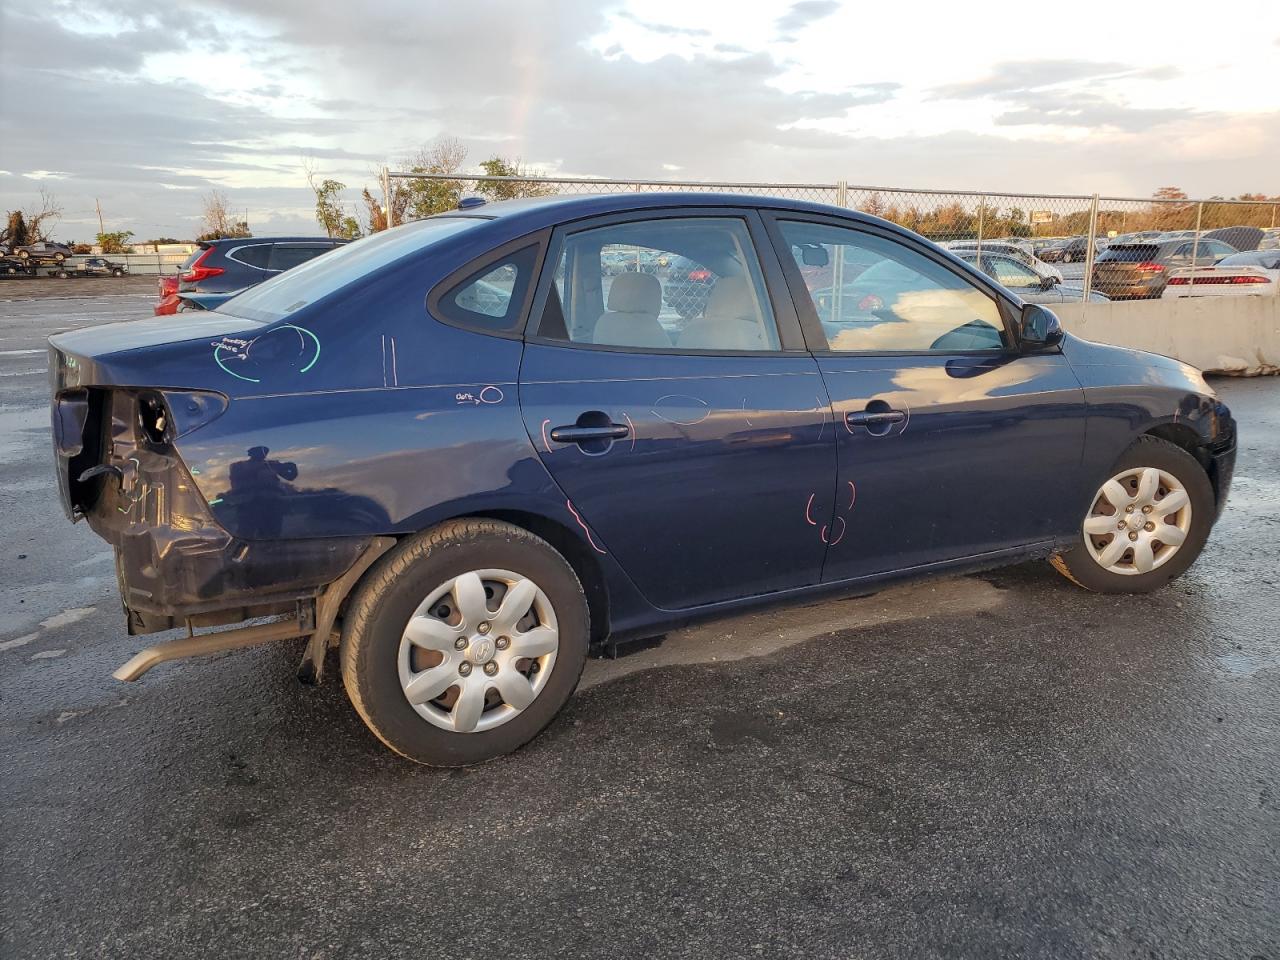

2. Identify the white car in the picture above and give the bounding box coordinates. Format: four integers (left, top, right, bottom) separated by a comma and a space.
943, 240, 1065, 283
1161, 250, 1280, 299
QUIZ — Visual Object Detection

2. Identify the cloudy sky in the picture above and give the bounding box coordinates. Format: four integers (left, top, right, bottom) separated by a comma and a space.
1, 0, 1277, 241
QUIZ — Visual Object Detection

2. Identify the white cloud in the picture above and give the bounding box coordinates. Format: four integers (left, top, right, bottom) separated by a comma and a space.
1, 0, 1277, 242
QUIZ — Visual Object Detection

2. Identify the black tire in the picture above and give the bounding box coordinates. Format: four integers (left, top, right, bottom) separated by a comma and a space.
111, 269, 124, 277
1050, 436, 1215, 594
54, 270, 70, 279
17, 250, 29, 260
1062, 251, 1073, 263
340, 518, 589, 766
53, 252, 66, 262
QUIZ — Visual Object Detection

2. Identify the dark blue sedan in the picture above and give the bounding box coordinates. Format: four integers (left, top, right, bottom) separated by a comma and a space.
48, 193, 1237, 765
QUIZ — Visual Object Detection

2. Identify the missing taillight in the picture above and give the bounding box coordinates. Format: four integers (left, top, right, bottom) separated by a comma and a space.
137, 393, 169, 445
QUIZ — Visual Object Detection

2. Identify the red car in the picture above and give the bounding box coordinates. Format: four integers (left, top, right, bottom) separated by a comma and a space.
154, 275, 180, 315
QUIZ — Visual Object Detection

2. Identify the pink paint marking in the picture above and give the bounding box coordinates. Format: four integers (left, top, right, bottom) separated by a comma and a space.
846, 481, 856, 511
821, 516, 846, 547
567, 499, 607, 555
390, 336, 399, 386
539, 418, 552, 454
804, 493, 817, 526
622, 411, 636, 452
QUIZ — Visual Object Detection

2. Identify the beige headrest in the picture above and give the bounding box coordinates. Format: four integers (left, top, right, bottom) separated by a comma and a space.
704, 276, 754, 319
606, 272, 661, 314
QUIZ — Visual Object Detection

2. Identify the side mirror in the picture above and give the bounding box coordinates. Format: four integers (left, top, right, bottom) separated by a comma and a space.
1039, 274, 1058, 290
1019, 303, 1063, 348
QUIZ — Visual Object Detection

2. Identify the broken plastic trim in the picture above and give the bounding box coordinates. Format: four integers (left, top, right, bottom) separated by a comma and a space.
113, 536, 394, 682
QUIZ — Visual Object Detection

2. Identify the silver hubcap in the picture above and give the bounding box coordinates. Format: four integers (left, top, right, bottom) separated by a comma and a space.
1083, 466, 1192, 575
397, 568, 559, 733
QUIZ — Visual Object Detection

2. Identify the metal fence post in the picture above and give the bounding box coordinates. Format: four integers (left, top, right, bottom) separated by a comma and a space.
975, 196, 986, 260
835, 180, 848, 208
1082, 194, 1100, 302
1188, 201, 1203, 293
381, 167, 392, 229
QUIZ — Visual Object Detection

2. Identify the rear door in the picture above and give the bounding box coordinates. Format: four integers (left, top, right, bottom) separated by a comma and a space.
765, 213, 1088, 582
518, 210, 836, 611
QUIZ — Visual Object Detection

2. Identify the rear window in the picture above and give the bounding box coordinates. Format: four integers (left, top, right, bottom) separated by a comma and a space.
218, 218, 479, 324
1221, 251, 1280, 269
1097, 244, 1159, 263
179, 246, 208, 270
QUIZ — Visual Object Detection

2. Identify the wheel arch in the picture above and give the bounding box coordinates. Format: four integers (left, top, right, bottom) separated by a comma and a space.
1142, 422, 1217, 491
460, 508, 611, 647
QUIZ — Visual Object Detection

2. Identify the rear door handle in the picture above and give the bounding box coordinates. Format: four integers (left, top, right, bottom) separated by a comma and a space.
549, 424, 630, 443
846, 410, 906, 427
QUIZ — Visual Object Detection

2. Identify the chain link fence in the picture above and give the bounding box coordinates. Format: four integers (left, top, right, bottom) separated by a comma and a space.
384, 171, 1280, 302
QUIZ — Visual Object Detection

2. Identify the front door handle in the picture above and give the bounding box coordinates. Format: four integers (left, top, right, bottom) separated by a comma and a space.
549, 423, 630, 444
846, 410, 906, 427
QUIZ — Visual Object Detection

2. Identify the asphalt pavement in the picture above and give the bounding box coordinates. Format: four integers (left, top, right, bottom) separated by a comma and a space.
1, 292, 1277, 959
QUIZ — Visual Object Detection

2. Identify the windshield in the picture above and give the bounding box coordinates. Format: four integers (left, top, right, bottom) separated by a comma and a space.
218, 217, 480, 323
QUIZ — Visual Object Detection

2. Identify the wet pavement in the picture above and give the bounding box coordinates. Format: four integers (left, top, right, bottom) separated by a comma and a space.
1, 294, 1277, 959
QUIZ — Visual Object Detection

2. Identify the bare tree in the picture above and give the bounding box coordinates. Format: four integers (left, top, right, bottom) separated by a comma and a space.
198, 189, 250, 241
401, 137, 469, 219
23, 188, 63, 242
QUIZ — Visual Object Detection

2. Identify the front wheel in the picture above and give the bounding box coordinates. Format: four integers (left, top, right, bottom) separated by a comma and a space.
1050, 436, 1215, 593
341, 518, 589, 765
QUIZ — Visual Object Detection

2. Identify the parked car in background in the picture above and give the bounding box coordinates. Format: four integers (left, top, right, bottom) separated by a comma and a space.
661, 254, 719, 319
1109, 231, 1165, 245
177, 237, 347, 295
46, 192, 1237, 767
1260, 228, 1280, 251
13, 241, 73, 263
175, 289, 243, 311
156, 237, 347, 315
73, 257, 128, 277
155, 275, 181, 315
1039, 236, 1097, 264
956, 252, 1109, 303
1202, 226, 1264, 252
1162, 250, 1280, 299
943, 240, 1064, 281
1093, 238, 1236, 299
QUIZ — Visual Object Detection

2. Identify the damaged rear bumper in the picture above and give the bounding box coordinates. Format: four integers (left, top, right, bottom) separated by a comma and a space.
53, 384, 373, 635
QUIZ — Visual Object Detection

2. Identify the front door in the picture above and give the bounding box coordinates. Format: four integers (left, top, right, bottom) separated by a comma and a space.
766, 215, 1088, 582
519, 211, 836, 611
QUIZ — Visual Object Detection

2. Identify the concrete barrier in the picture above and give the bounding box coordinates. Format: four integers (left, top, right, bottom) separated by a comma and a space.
1054, 296, 1280, 376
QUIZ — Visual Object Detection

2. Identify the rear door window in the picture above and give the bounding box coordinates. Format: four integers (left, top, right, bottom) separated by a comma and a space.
229, 244, 272, 269
537, 216, 781, 352
268, 244, 333, 272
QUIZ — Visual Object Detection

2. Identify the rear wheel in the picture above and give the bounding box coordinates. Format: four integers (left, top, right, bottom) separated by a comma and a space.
1050, 436, 1214, 593
341, 519, 589, 765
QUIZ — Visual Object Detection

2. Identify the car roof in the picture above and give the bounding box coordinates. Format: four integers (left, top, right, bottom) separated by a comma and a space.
430, 191, 914, 237
203, 236, 343, 246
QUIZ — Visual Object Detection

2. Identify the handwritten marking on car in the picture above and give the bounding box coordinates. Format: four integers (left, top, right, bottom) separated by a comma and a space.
651, 394, 710, 426
622, 412, 637, 452
566, 499, 607, 555
456, 386, 506, 405
539, 419, 552, 454
804, 493, 817, 526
